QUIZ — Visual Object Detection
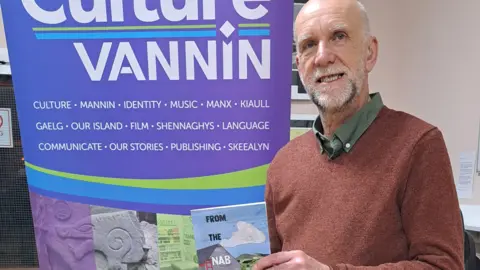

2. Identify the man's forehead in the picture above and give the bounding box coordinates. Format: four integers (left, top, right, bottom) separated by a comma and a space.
294, 0, 362, 37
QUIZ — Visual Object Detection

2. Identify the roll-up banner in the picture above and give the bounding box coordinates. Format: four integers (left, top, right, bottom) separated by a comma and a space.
1, 0, 293, 269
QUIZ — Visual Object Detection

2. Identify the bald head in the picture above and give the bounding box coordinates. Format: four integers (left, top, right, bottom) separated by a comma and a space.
294, 0, 371, 44
356, 1, 370, 36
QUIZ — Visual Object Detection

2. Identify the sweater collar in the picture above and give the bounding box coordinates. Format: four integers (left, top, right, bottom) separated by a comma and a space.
312, 92, 384, 159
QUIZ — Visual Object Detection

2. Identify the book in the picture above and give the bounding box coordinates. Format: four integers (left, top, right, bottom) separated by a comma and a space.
190, 202, 270, 270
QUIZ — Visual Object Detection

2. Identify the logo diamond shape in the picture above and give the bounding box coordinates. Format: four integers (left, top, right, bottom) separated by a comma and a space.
220, 21, 235, 38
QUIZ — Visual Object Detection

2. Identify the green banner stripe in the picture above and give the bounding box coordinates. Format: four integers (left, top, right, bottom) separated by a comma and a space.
32, 25, 217, 31
238, 23, 270, 28
25, 162, 268, 190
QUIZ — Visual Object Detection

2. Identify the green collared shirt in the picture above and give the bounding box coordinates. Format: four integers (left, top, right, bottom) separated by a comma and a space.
312, 92, 384, 160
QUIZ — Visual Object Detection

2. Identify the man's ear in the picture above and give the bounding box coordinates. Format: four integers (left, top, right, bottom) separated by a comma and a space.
366, 36, 378, 73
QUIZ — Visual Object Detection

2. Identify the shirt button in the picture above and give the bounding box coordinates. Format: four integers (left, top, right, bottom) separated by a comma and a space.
345, 143, 351, 148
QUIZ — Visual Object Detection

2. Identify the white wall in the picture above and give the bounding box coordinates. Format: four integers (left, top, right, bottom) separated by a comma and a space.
371, 0, 480, 205
0, 7, 6, 48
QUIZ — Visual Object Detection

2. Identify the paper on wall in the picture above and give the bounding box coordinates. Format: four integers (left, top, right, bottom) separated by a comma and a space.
0, 108, 13, 148
456, 151, 475, 199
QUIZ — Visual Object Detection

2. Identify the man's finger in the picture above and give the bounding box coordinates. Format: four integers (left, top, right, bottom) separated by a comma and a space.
266, 259, 299, 270
253, 251, 296, 270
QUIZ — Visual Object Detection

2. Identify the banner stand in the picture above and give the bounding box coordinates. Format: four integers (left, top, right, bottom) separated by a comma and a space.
2, 1, 293, 269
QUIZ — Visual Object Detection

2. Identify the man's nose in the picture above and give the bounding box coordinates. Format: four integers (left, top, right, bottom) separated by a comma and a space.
314, 42, 335, 67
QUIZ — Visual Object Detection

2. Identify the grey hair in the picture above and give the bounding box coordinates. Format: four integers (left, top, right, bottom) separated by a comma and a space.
357, 0, 371, 37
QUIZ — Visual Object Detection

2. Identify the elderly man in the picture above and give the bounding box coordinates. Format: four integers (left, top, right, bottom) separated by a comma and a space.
254, 0, 464, 269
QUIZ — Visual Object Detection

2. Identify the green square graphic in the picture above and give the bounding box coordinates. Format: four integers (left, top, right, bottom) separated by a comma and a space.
157, 214, 198, 270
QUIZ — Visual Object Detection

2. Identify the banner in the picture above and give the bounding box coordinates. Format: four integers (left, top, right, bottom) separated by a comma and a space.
1, 0, 293, 269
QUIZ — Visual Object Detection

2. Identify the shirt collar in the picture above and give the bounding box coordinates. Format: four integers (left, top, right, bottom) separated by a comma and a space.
312, 92, 384, 158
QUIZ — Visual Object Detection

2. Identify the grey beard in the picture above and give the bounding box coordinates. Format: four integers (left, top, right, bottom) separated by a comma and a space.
310, 80, 358, 114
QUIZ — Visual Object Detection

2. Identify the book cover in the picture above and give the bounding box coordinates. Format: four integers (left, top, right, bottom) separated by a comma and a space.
190, 202, 270, 270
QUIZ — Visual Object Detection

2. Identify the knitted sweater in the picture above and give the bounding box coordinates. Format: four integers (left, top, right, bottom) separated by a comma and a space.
265, 106, 464, 269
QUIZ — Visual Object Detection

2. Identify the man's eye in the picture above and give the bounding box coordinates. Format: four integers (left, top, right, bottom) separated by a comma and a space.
303, 41, 316, 50
333, 32, 347, 41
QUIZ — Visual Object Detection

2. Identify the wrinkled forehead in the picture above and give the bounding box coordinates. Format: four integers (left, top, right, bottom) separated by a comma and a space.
294, 0, 362, 39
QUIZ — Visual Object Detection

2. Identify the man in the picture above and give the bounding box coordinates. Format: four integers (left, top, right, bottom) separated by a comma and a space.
254, 0, 464, 269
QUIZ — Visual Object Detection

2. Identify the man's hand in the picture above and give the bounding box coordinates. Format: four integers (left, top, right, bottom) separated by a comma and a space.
253, 250, 331, 270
